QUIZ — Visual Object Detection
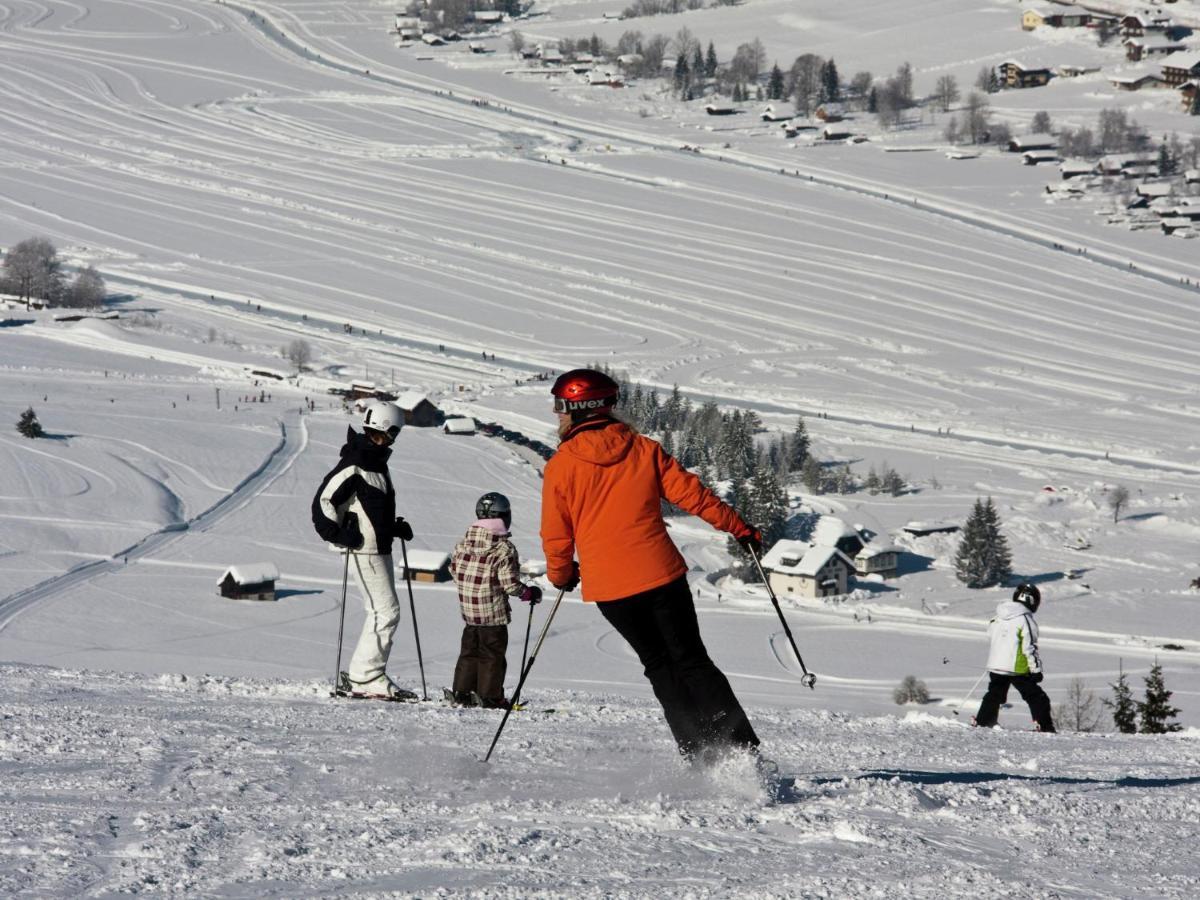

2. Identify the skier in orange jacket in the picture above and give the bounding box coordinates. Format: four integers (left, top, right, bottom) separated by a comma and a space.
540, 368, 762, 764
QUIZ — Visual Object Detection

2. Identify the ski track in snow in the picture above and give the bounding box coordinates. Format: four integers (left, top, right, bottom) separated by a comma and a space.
1, 665, 1199, 898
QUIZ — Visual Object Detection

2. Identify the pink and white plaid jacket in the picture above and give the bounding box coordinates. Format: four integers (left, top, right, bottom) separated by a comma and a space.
450, 519, 529, 626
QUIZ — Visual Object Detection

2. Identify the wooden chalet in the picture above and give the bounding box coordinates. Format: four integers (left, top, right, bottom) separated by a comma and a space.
401, 549, 451, 583
855, 544, 899, 579
217, 563, 279, 602
1161, 51, 1200, 87
396, 391, 441, 427
1125, 38, 1187, 62
999, 60, 1052, 88
1008, 134, 1056, 153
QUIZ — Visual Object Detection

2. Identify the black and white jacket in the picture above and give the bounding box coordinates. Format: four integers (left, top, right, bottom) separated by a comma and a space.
312, 427, 399, 555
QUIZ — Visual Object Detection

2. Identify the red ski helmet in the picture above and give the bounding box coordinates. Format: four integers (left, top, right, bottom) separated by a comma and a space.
551, 368, 619, 414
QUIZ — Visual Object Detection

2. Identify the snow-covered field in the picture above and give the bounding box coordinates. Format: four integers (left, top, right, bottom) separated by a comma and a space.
3, 0, 1200, 895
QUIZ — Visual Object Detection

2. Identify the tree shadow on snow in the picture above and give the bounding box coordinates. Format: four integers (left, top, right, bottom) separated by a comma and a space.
276, 588, 324, 600
854, 769, 1200, 789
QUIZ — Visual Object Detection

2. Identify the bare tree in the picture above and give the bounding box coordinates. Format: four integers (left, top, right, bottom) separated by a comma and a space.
787, 53, 824, 115
509, 30, 525, 55
1107, 484, 1130, 523
934, 74, 960, 112
963, 91, 990, 144
1030, 110, 1053, 134
62, 265, 106, 308
2, 237, 63, 307
848, 70, 873, 108
1054, 677, 1103, 732
284, 339, 313, 373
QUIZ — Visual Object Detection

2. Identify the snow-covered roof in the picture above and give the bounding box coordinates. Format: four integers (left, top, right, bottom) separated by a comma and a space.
443, 417, 475, 434
1136, 183, 1173, 198
218, 563, 279, 586
812, 516, 858, 546
792, 546, 854, 577
1023, 150, 1060, 162
856, 543, 898, 560
760, 539, 812, 573
402, 549, 450, 571
1186, 169, 1200, 182
1161, 51, 1200, 71
1060, 160, 1095, 174
395, 391, 430, 411
1010, 133, 1056, 150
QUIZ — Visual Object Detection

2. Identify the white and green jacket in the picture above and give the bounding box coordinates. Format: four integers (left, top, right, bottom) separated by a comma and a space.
986, 600, 1043, 675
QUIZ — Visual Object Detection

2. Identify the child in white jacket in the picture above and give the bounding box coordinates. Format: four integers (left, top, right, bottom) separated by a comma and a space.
974, 583, 1056, 732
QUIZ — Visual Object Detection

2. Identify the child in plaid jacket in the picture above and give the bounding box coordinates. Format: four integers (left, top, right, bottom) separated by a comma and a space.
448, 493, 541, 708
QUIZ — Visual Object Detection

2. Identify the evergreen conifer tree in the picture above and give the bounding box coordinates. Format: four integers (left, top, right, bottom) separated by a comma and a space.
692, 44, 704, 86
767, 64, 785, 101
16, 406, 44, 439
820, 58, 840, 103
1103, 661, 1137, 733
865, 466, 881, 494
1137, 662, 1183, 734
801, 456, 823, 494
954, 498, 990, 587
980, 497, 1012, 585
789, 416, 809, 471
704, 42, 718, 79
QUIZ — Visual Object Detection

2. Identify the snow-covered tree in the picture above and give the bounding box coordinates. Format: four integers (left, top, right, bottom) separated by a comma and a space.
62, 265, 106, 308
1030, 110, 1053, 134
789, 416, 809, 471
284, 339, 313, 373
1137, 662, 1182, 734
2, 237, 63, 307
16, 406, 44, 439
801, 455, 823, 494
934, 75, 960, 112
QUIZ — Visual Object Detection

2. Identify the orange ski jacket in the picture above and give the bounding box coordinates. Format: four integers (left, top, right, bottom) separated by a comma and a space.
540, 418, 754, 602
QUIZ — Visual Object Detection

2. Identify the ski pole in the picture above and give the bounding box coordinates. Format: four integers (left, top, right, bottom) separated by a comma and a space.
399, 539, 428, 701
519, 596, 534, 679
484, 588, 565, 763
749, 548, 817, 689
331, 549, 351, 696
953, 670, 988, 717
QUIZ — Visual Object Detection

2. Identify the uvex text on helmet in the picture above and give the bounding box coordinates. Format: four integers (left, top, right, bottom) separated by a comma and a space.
551, 368, 619, 414
362, 400, 403, 440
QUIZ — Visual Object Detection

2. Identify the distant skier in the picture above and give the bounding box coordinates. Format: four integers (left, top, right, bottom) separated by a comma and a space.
447, 492, 542, 709
312, 401, 416, 700
973, 584, 1055, 732
540, 369, 763, 765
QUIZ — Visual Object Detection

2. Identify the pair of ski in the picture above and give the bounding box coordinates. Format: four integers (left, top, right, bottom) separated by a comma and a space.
331, 673, 550, 712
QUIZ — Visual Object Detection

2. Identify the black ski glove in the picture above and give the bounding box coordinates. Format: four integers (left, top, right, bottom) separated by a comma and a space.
393, 516, 414, 542
554, 561, 580, 592
737, 529, 763, 558
337, 512, 363, 550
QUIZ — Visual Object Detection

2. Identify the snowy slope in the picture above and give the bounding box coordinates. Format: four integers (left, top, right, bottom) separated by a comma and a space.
2, 664, 1199, 898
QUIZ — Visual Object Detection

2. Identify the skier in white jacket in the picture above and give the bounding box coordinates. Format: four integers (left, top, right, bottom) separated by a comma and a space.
973, 583, 1055, 732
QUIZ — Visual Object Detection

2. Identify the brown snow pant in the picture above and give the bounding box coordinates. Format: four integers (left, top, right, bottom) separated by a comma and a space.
452, 624, 508, 702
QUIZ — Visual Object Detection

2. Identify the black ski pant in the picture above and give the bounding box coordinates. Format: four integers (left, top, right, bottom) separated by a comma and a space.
597, 576, 759, 759
975, 672, 1055, 732
452, 624, 508, 702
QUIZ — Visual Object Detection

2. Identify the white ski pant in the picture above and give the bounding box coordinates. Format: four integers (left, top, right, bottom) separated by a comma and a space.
347, 553, 401, 683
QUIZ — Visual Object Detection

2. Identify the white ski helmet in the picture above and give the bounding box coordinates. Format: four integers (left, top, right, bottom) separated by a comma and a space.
361, 400, 403, 441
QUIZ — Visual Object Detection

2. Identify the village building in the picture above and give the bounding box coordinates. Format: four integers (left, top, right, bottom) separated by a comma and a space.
1008, 133, 1056, 153
1185, 168, 1200, 184
1161, 51, 1200, 86
1121, 13, 1172, 38
760, 540, 856, 599
901, 521, 960, 537
855, 544, 900, 579
394, 15, 422, 42
998, 60, 1053, 88
468, 10, 503, 24
811, 516, 867, 558
442, 416, 476, 435
401, 549, 451, 583
1023, 149, 1060, 166
761, 106, 794, 122
814, 103, 845, 122
217, 563, 279, 602
1160, 216, 1195, 234
706, 104, 737, 116
1124, 38, 1187, 62
395, 391, 441, 427
821, 122, 853, 140
1022, 8, 1049, 30
348, 380, 397, 402
1109, 70, 1165, 91
1181, 82, 1200, 112
1060, 159, 1096, 179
